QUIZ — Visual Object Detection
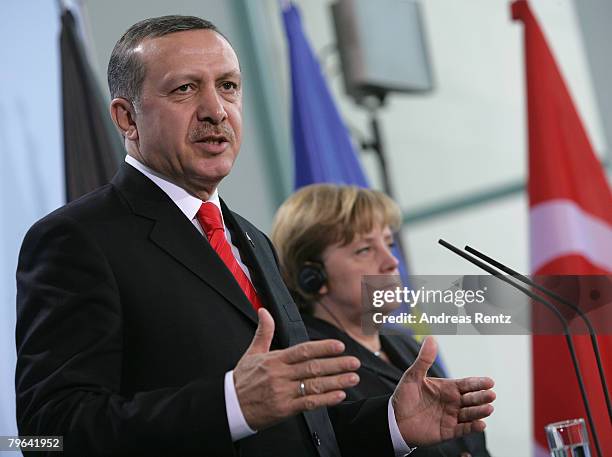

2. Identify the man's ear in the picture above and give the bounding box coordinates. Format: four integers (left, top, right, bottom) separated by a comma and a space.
110, 98, 138, 140
318, 284, 328, 296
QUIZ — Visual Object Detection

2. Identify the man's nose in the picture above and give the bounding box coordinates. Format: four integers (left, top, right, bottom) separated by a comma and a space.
196, 86, 227, 125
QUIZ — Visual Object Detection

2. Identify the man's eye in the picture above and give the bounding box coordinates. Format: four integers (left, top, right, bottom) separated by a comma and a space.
176, 84, 192, 93
356, 246, 371, 255
221, 81, 238, 91
388, 242, 396, 250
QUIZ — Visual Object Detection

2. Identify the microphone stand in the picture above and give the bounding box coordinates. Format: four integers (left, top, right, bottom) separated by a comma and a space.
438, 239, 603, 457
464, 244, 611, 421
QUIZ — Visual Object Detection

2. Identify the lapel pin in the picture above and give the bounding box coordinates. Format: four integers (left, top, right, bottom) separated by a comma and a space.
245, 231, 255, 248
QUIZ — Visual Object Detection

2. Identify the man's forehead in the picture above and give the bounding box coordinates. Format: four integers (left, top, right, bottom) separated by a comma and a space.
134, 29, 239, 67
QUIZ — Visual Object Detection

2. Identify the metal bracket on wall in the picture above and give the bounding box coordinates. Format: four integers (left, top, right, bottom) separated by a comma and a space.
402, 179, 525, 225
403, 159, 611, 225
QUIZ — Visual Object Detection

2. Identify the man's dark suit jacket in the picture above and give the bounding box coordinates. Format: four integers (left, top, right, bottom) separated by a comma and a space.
15, 163, 394, 457
303, 315, 491, 457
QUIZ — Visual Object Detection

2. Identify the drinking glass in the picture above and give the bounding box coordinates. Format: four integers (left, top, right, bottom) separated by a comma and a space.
545, 418, 591, 457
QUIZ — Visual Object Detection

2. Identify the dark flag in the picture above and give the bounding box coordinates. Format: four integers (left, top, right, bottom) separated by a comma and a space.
60, 9, 123, 201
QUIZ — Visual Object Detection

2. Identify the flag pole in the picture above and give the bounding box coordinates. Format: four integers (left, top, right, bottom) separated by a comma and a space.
360, 95, 410, 271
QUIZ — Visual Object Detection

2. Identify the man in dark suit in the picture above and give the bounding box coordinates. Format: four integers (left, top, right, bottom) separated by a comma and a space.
15, 15, 495, 456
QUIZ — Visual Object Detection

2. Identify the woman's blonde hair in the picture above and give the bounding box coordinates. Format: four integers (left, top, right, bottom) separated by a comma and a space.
271, 184, 401, 312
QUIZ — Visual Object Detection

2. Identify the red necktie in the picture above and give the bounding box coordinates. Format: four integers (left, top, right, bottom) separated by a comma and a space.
197, 202, 263, 311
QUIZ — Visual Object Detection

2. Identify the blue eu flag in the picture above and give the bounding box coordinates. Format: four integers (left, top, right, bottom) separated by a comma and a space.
282, 3, 368, 189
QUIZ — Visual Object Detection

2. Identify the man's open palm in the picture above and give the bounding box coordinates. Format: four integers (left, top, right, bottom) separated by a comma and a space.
392, 337, 496, 446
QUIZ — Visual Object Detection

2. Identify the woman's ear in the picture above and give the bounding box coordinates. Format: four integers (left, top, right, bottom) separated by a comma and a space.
110, 98, 138, 140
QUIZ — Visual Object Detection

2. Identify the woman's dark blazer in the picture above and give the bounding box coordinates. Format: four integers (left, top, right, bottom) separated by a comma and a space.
303, 315, 492, 457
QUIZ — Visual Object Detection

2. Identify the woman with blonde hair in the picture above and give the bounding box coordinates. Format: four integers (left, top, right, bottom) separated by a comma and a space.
272, 183, 490, 457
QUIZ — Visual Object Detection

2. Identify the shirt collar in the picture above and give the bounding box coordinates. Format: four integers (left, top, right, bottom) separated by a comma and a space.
125, 155, 223, 223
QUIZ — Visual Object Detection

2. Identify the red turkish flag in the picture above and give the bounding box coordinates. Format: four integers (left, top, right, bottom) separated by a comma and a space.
512, 1, 612, 455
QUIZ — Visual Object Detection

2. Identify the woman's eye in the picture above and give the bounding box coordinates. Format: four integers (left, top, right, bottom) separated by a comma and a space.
356, 246, 371, 255
388, 242, 396, 250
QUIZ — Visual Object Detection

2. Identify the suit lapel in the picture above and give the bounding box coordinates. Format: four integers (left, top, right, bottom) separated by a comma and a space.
222, 204, 342, 457
113, 164, 257, 325
221, 200, 308, 348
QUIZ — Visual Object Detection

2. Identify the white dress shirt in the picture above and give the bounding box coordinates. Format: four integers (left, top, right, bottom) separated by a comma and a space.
124, 155, 413, 454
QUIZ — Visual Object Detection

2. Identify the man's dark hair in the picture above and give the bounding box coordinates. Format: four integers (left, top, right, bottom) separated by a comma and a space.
107, 15, 225, 104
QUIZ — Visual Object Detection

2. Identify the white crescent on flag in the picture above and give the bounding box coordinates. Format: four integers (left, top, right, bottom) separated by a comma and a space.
530, 199, 612, 274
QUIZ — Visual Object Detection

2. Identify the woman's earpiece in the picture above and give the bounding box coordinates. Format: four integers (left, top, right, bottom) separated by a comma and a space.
297, 261, 327, 294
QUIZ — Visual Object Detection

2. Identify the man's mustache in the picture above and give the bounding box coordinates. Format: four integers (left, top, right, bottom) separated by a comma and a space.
189, 123, 235, 143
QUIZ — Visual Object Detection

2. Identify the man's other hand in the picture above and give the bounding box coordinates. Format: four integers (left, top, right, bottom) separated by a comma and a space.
392, 336, 496, 446
234, 308, 361, 431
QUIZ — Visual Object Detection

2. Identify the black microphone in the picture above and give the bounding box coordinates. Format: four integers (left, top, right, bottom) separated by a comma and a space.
464, 244, 611, 422
438, 239, 603, 457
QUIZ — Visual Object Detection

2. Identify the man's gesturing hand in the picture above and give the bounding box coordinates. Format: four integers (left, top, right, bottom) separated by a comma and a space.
234, 308, 361, 431
392, 337, 496, 446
